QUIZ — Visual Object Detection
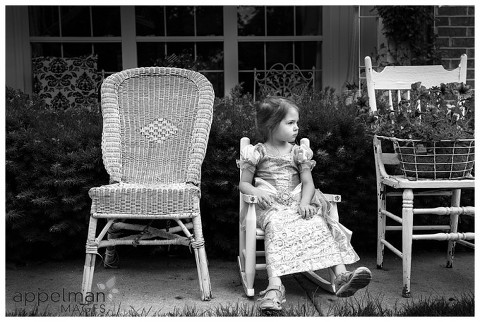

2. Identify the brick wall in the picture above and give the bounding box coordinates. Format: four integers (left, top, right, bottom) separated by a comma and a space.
435, 6, 475, 87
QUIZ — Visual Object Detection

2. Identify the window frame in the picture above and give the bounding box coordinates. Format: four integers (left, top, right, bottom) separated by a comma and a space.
27, 5, 323, 97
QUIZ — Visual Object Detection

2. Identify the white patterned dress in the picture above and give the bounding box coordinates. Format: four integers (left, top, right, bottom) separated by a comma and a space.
238, 143, 359, 277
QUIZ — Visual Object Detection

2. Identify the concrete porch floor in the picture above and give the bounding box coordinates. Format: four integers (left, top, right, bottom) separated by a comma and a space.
4, 248, 475, 316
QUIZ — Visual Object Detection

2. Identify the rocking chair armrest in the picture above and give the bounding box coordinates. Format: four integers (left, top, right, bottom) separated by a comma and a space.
321, 193, 342, 203
243, 194, 258, 204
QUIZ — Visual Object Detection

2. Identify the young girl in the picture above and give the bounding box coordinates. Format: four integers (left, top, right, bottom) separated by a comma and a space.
237, 96, 371, 311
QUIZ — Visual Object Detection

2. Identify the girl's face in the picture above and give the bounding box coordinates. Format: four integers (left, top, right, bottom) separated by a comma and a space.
271, 107, 299, 143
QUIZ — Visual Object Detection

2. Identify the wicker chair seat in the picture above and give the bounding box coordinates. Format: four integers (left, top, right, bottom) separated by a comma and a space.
89, 182, 200, 216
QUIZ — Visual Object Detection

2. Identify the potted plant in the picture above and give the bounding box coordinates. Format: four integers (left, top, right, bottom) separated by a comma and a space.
369, 81, 475, 180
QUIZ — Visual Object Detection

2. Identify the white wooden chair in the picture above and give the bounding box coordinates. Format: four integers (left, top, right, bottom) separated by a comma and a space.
237, 137, 342, 297
253, 63, 315, 102
365, 55, 475, 297
81, 67, 214, 301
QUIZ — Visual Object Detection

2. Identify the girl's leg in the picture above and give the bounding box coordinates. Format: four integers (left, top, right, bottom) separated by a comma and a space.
267, 276, 282, 287
332, 264, 347, 276
258, 273, 286, 311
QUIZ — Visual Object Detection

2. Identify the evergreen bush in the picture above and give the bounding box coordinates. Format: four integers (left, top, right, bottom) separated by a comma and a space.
6, 87, 108, 262
6, 85, 379, 262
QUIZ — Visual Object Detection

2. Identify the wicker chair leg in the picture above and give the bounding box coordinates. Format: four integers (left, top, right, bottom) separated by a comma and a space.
82, 216, 98, 302
192, 216, 212, 301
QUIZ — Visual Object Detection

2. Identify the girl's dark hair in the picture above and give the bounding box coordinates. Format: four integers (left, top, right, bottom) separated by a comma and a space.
255, 96, 299, 142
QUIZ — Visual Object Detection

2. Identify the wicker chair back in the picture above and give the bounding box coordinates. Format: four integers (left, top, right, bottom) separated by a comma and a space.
100, 67, 214, 185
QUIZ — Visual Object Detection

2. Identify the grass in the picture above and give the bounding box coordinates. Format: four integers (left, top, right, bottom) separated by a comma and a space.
6, 292, 474, 317
326, 291, 475, 317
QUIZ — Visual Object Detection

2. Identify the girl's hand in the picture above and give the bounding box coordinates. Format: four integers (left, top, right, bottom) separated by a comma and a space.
255, 190, 275, 210
298, 203, 316, 219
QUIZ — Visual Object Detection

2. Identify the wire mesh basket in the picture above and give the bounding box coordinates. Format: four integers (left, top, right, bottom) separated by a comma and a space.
385, 137, 475, 180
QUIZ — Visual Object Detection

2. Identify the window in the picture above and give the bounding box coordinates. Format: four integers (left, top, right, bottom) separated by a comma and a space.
29, 6, 123, 74
135, 6, 224, 95
27, 5, 323, 97
237, 6, 323, 94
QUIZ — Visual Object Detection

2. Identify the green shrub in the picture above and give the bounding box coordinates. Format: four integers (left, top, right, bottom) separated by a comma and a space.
5, 87, 108, 261
298, 89, 378, 249
200, 86, 257, 257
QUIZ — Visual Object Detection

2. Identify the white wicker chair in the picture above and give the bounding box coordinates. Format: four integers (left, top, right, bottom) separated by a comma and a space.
81, 67, 214, 301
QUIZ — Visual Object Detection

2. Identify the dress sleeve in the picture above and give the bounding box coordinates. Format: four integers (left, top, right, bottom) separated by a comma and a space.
236, 144, 264, 174
293, 144, 316, 173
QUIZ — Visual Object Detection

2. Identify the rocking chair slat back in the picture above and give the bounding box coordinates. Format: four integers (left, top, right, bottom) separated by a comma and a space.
365, 55, 467, 112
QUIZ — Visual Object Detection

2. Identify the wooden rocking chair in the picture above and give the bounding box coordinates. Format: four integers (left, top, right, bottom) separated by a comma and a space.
365, 55, 475, 297
81, 67, 214, 301
237, 137, 343, 297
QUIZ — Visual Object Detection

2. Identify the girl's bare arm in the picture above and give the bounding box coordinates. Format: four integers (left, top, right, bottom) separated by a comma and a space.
239, 170, 274, 209
299, 168, 315, 205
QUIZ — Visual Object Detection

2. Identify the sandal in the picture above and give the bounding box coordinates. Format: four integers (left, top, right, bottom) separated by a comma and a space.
334, 267, 372, 297
257, 284, 286, 311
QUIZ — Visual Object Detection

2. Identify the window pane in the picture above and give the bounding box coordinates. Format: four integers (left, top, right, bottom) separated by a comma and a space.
266, 6, 293, 36
196, 6, 223, 36
60, 6, 91, 37
360, 6, 376, 16
63, 43, 93, 57
295, 41, 321, 69
31, 43, 61, 57
203, 72, 224, 97
166, 42, 195, 57
296, 6, 322, 35
166, 7, 194, 36
237, 6, 265, 36
239, 72, 254, 95
92, 6, 121, 36
238, 42, 264, 70
197, 42, 224, 70
29, 6, 60, 36
137, 43, 166, 67
266, 42, 292, 67
136, 6, 165, 36
95, 43, 122, 72
360, 17, 378, 65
